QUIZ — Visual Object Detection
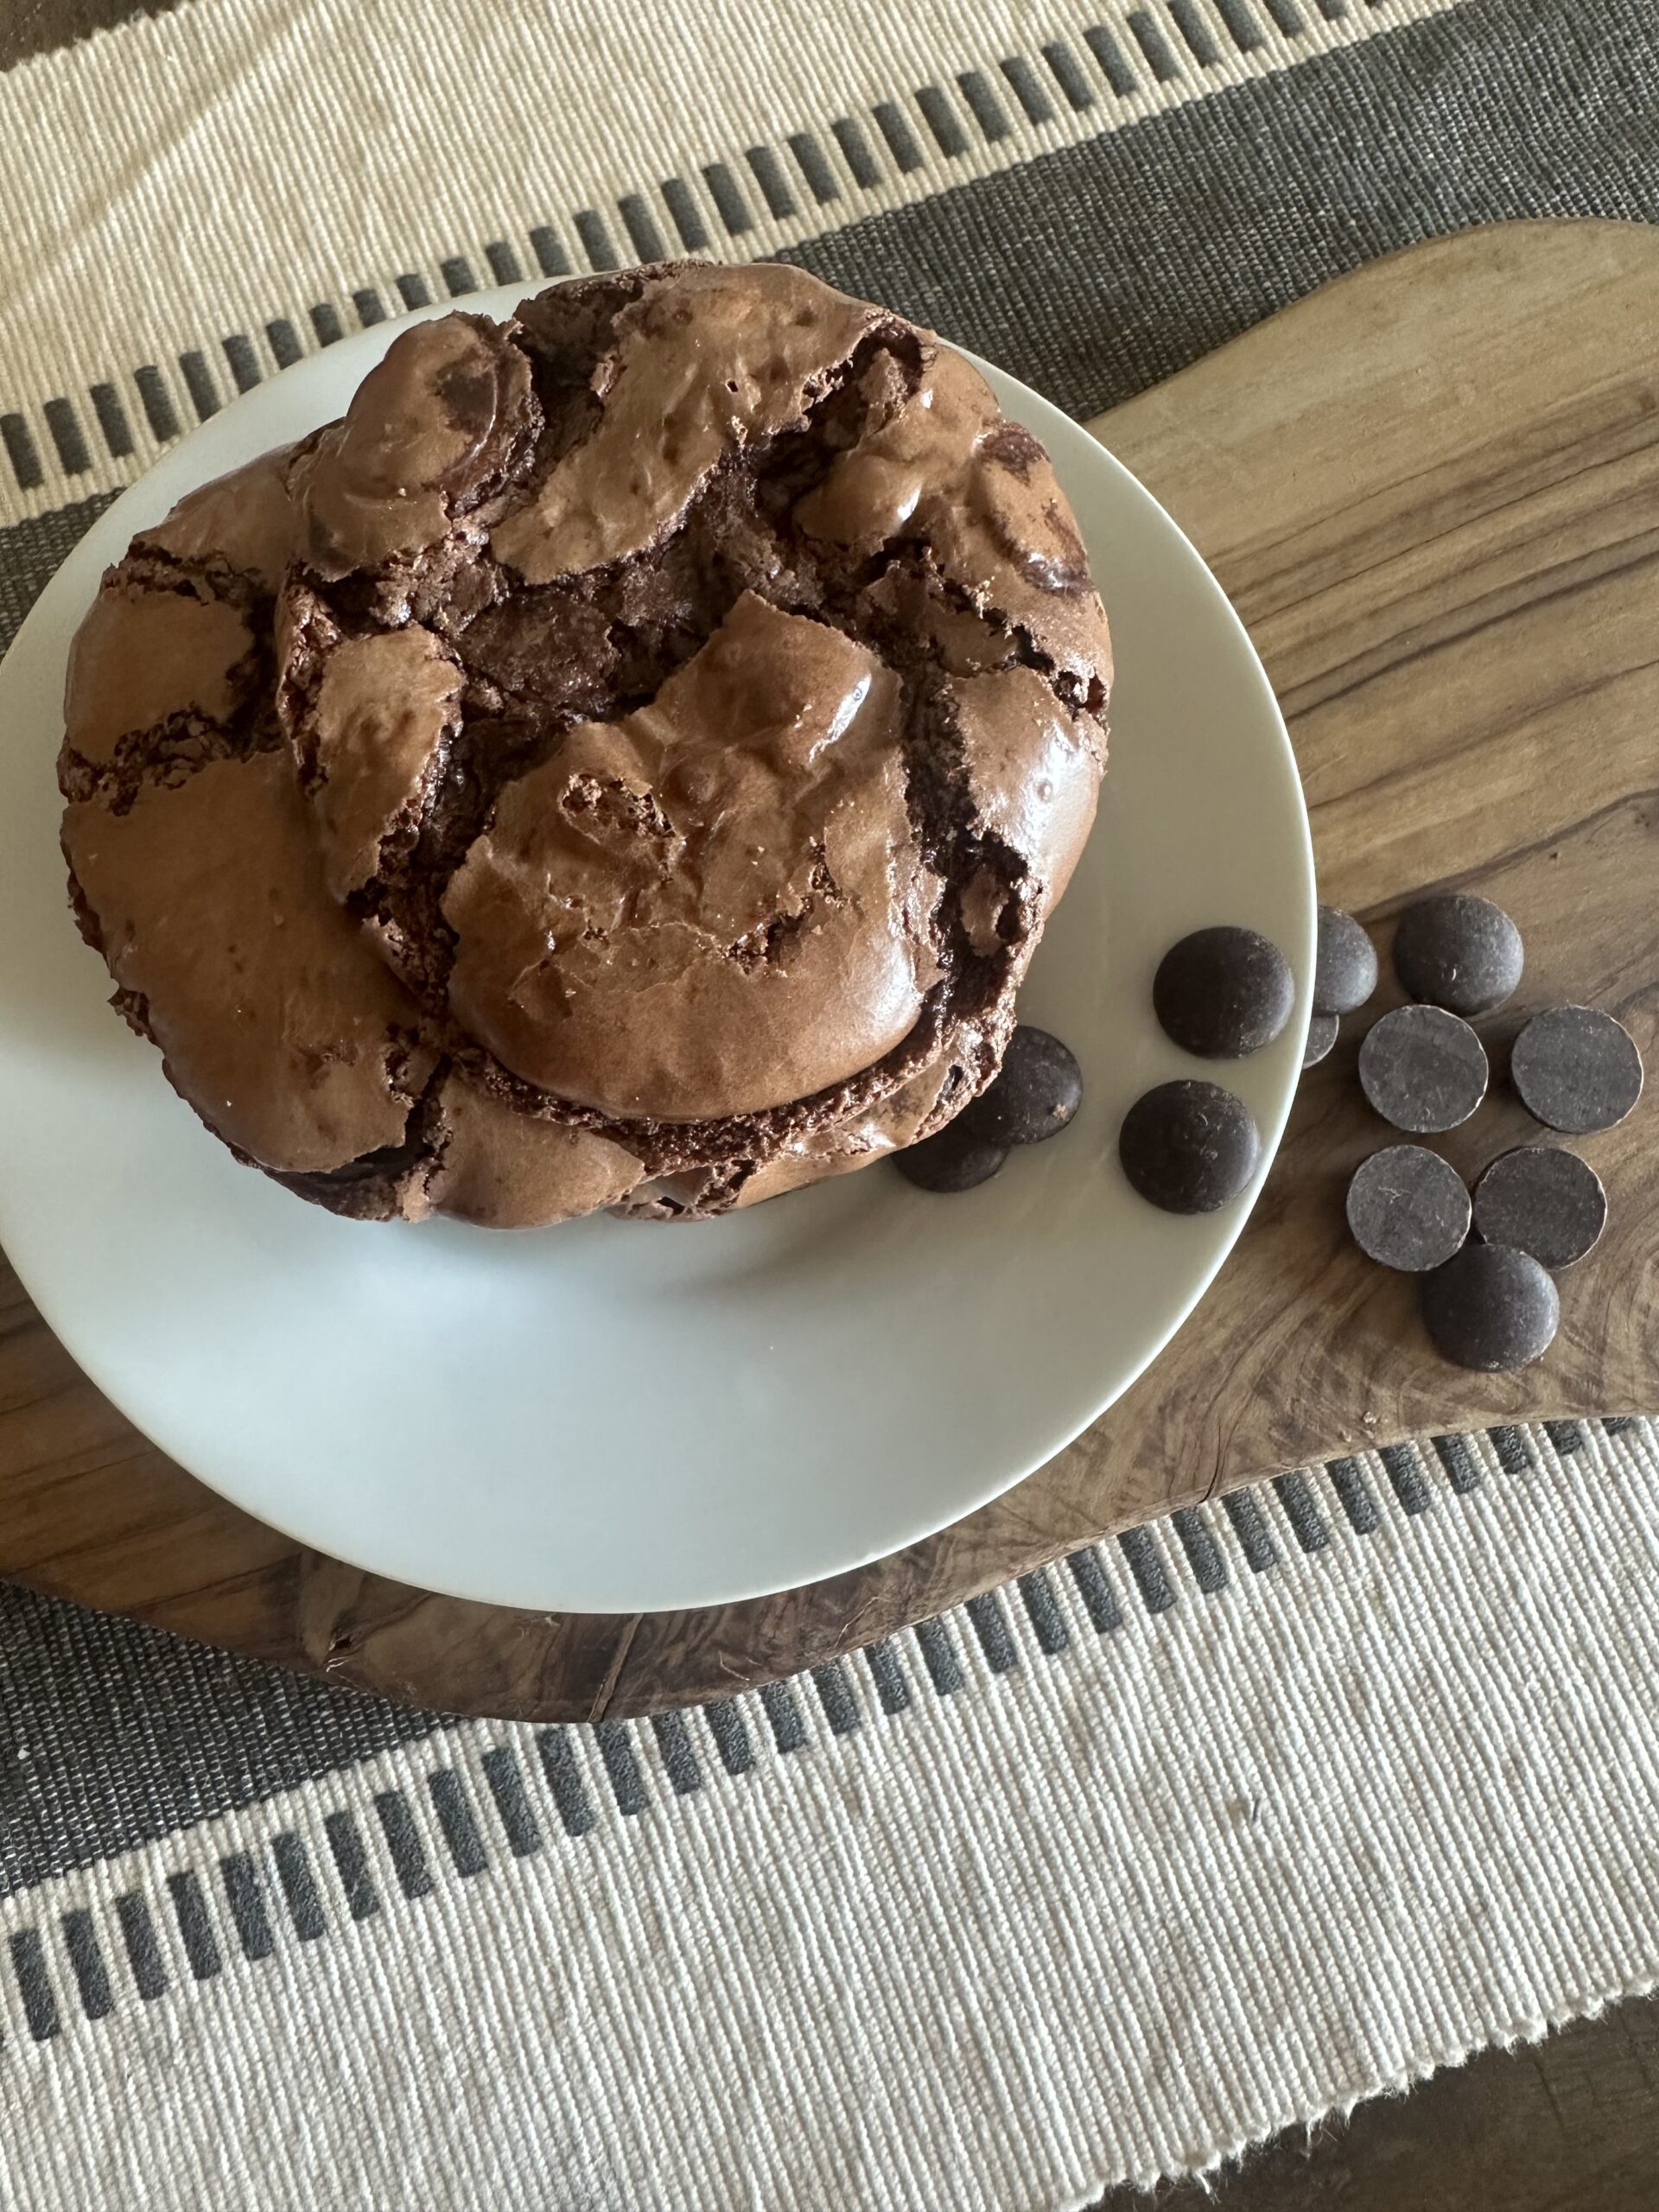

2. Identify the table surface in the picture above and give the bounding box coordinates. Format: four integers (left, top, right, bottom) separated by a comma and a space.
3, 219, 1655, 1723
1096, 1991, 1659, 2210
0, 0, 175, 71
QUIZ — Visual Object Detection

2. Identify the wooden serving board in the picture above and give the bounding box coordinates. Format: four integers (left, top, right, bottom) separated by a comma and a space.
2, 221, 1655, 1720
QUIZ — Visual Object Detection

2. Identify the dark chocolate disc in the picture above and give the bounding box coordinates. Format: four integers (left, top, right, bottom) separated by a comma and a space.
1472, 1147, 1607, 1268
1419, 1243, 1560, 1370
1357, 1005, 1489, 1133
1118, 1080, 1259, 1214
1345, 1145, 1471, 1272
893, 1120, 1008, 1192
1314, 906, 1377, 1017
1510, 1006, 1643, 1135
1302, 1013, 1339, 1069
1153, 926, 1294, 1059
961, 1027, 1083, 1147
1391, 893, 1523, 1015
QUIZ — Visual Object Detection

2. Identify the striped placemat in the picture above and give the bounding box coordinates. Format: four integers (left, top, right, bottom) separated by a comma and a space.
3, 2, 1658, 2205
5, 1420, 1659, 2207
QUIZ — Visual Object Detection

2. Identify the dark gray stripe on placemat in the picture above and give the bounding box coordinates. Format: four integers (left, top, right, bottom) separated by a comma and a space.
166, 1870, 221, 1980
1065, 1545, 1122, 1634
760, 1680, 809, 1751
0, 1583, 445, 1901
1432, 1433, 1484, 1493
1490, 1426, 1535, 1475
1273, 1473, 1330, 1554
863, 1639, 912, 1714
113, 1894, 167, 1998
535, 1728, 597, 1834
1018, 1570, 1071, 1656
373, 1789, 435, 1899
0, 492, 118, 654
60, 1907, 113, 2019
702, 1700, 754, 1776
10, 1925, 60, 2039
428, 1767, 490, 1872
1118, 1527, 1176, 1613
965, 1591, 1019, 1671
271, 1832, 327, 1937
1221, 1491, 1279, 1573
595, 1720, 650, 1811
648, 1710, 704, 1794
1328, 1459, 1382, 1535
811, 1662, 861, 1734
481, 1745, 547, 1847
914, 1617, 965, 1694
1379, 1442, 1434, 1515
219, 1851, 275, 1960
323, 1811, 380, 1921
1171, 1507, 1227, 1592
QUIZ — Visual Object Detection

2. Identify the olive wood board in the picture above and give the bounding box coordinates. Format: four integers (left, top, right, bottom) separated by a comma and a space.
1, 219, 1653, 1719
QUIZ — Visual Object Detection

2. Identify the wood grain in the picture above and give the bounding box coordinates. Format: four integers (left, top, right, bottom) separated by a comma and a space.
1, 220, 1655, 1719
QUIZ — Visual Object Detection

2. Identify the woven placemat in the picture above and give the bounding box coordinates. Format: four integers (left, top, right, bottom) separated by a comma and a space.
2, 3, 1657, 2205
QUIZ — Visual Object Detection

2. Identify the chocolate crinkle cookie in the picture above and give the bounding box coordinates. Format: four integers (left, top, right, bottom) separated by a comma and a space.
59, 262, 1111, 1227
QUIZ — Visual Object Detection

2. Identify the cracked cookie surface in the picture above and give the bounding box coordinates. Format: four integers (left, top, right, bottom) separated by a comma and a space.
60, 261, 1111, 1227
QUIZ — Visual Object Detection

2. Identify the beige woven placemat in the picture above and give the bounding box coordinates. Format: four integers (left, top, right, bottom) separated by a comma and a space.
3, 3, 1658, 2206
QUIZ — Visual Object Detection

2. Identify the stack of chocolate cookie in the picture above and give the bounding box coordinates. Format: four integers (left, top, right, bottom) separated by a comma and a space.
60, 263, 1116, 1229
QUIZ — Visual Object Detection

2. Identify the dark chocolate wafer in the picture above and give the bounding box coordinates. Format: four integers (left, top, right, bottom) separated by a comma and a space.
1153, 927, 1294, 1059
1420, 1243, 1560, 1370
1119, 1080, 1259, 1214
1472, 1146, 1607, 1268
962, 1027, 1083, 1147
1303, 1014, 1339, 1068
1357, 1005, 1488, 1133
1314, 906, 1377, 1018
1510, 1006, 1643, 1135
893, 1121, 1008, 1193
1392, 893, 1523, 1016
1346, 1145, 1471, 1271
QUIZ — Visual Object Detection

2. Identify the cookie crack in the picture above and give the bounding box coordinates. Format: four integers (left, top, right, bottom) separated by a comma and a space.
261, 1049, 450, 1218
120, 544, 269, 615
58, 696, 279, 812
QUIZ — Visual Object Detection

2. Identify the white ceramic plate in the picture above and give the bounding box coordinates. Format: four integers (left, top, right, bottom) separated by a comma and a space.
0, 288, 1313, 1613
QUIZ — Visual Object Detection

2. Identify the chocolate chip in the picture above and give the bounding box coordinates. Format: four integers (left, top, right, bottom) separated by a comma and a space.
1153, 926, 1294, 1059
1303, 1013, 1339, 1068
1510, 1005, 1644, 1134
1118, 1080, 1259, 1213
1472, 1146, 1607, 1270
1391, 893, 1523, 1015
961, 1026, 1083, 1147
1357, 1005, 1488, 1133
1314, 906, 1377, 1017
893, 1118, 1008, 1192
1345, 1145, 1471, 1272
1419, 1243, 1560, 1370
